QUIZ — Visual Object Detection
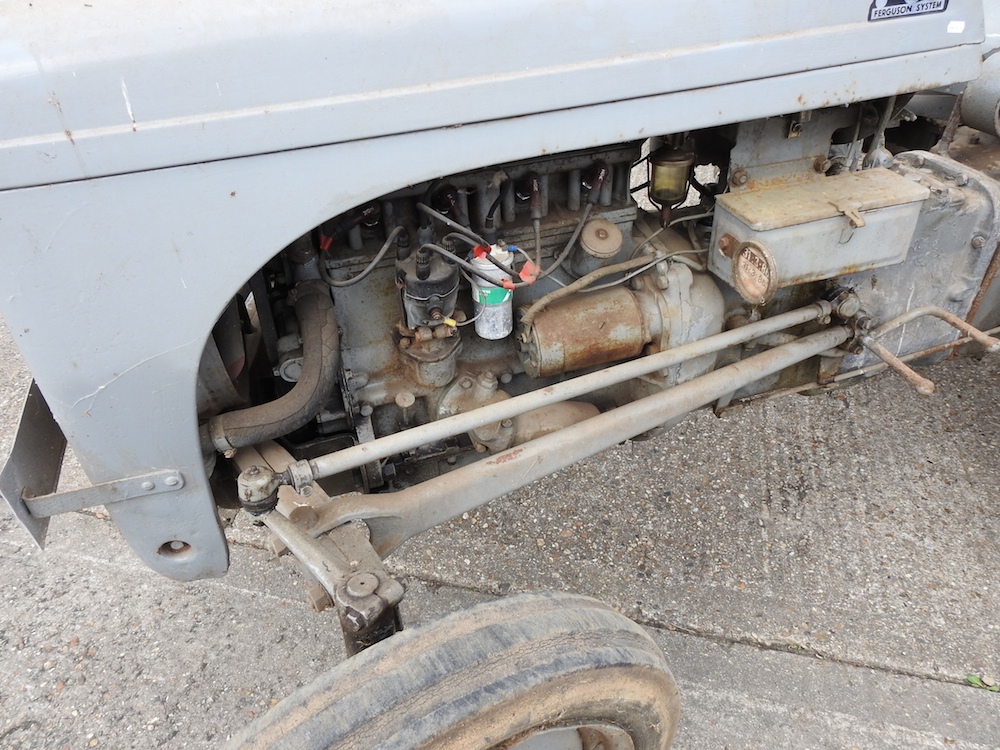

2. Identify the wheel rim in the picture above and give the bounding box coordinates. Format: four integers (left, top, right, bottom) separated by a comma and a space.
503, 723, 635, 750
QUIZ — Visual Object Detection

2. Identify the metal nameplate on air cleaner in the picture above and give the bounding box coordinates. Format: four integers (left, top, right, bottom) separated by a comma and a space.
732, 240, 778, 306
868, 0, 948, 22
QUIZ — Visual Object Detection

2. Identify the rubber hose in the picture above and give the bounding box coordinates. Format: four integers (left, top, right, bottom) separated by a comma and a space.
204, 281, 339, 452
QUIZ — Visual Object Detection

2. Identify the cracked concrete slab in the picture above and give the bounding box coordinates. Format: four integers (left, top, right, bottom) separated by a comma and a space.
2, 314, 999, 749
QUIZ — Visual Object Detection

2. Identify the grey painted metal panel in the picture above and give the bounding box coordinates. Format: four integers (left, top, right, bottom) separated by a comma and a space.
0, 0, 985, 190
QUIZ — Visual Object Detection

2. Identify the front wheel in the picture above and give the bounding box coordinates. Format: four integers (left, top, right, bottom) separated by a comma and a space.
226, 592, 681, 750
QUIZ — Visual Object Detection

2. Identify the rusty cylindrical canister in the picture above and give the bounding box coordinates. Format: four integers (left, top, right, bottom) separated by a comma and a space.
519, 287, 649, 378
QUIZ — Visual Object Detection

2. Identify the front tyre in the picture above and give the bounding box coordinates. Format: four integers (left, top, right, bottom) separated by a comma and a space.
226, 592, 681, 750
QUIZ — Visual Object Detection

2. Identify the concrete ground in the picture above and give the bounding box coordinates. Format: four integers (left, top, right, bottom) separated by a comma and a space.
1, 315, 999, 750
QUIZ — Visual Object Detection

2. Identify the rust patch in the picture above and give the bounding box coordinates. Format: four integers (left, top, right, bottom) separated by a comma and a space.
526, 288, 646, 378
489, 448, 524, 465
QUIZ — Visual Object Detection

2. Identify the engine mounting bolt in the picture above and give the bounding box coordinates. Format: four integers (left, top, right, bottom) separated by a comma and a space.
972, 235, 987, 249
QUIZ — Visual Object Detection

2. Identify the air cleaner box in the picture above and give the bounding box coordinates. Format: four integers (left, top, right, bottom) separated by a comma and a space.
708, 168, 929, 305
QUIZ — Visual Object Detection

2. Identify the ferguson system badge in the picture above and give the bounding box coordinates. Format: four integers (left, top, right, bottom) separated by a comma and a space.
868, 0, 948, 22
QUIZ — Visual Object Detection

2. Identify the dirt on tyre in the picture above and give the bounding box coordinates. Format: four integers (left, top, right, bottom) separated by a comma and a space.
225, 591, 681, 750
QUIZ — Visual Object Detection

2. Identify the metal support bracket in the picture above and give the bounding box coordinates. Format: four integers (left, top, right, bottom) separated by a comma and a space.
0, 381, 186, 545
0, 381, 67, 547
24, 470, 186, 519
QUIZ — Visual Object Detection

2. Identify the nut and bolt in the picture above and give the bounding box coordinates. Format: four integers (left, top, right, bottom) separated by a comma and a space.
836, 296, 862, 319
718, 234, 739, 258
813, 157, 832, 173
267, 534, 288, 557
460, 377, 473, 389
501, 419, 513, 428
730, 169, 749, 188
305, 583, 332, 612
829, 288, 862, 319
972, 235, 987, 250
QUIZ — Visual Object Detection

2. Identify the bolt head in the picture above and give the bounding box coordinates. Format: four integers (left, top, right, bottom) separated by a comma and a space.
972, 235, 987, 249
305, 584, 332, 612
140, 481, 155, 491
164, 476, 179, 487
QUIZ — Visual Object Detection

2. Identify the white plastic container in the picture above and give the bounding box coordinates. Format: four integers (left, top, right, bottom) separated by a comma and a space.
471, 245, 514, 340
